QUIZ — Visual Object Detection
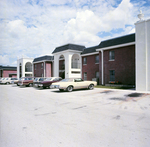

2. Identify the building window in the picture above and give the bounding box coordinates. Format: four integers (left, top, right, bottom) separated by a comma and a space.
110, 70, 115, 81
41, 63, 43, 69
95, 55, 99, 64
109, 51, 115, 61
71, 71, 80, 74
84, 72, 87, 81
83, 57, 87, 65
95, 71, 99, 79
34, 64, 36, 70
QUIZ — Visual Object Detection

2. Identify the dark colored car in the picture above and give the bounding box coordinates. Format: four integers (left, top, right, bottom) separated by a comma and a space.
33, 77, 46, 87
38, 77, 62, 89
18, 77, 34, 87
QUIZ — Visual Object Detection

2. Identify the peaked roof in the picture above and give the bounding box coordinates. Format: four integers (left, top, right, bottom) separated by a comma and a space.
99, 33, 135, 49
81, 45, 99, 55
33, 55, 54, 62
82, 33, 135, 55
0, 65, 17, 70
52, 44, 85, 54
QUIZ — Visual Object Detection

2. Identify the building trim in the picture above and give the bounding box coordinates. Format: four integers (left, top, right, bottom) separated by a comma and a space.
33, 60, 53, 64
81, 52, 99, 57
96, 42, 135, 51
53, 49, 83, 55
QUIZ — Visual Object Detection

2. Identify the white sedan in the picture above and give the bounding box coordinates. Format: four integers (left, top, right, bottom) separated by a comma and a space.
50, 78, 97, 92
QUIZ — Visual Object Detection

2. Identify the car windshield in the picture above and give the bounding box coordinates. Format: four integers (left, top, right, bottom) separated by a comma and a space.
34, 78, 39, 81
45, 78, 52, 81
60, 78, 73, 82
39, 78, 45, 81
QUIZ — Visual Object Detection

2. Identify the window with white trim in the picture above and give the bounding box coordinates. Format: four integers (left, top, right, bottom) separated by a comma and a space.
83, 57, 87, 65
110, 70, 115, 81
95, 55, 99, 64
84, 72, 87, 81
109, 51, 115, 61
41, 63, 43, 69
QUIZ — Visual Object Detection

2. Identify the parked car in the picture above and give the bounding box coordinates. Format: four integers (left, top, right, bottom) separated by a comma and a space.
0, 77, 12, 84
33, 77, 46, 87
50, 78, 97, 92
18, 77, 34, 87
10, 78, 18, 84
38, 77, 62, 89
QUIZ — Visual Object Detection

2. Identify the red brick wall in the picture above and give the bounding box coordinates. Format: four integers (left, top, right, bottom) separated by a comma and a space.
34, 62, 44, 77
103, 45, 135, 85
45, 62, 52, 77
82, 54, 99, 81
34, 62, 53, 77
3, 70, 17, 77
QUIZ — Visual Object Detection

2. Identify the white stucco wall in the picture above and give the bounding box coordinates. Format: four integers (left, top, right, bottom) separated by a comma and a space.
17, 58, 33, 79
135, 19, 150, 91
53, 50, 82, 79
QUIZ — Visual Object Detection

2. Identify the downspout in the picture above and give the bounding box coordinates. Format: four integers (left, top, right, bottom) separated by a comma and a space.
44, 61, 45, 77
32, 62, 34, 77
101, 50, 104, 85
145, 20, 148, 91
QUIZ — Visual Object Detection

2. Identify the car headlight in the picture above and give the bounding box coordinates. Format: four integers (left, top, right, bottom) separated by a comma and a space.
39, 84, 43, 87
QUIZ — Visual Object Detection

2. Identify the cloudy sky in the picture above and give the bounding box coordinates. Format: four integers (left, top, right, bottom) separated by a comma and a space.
0, 0, 150, 66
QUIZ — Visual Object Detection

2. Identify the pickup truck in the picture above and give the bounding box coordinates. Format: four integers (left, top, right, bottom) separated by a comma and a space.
18, 77, 34, 87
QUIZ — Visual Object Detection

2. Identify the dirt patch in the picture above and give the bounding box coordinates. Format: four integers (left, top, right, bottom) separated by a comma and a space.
109, 97, 126, 101
101, 90, 113, 94
127, 93, 143, 97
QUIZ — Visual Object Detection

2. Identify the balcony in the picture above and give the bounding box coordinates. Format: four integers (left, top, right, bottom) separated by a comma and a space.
71, 62, 81, 69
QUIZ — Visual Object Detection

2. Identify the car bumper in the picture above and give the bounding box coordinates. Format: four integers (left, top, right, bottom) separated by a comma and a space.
18, 83, 23, 86
34, 84, 39, 87
50, 85, 60, 89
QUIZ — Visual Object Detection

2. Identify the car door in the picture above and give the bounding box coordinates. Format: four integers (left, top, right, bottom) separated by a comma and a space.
74, 78, 87, 89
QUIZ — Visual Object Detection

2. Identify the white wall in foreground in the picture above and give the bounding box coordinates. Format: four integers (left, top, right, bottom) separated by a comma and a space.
135, 19, 150, 91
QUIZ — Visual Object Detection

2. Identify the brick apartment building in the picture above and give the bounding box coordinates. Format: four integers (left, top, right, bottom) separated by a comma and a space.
33, 55, 54, 77
0, 65, 17, 77
82, 33, 135, 86
16, 14, 150, 91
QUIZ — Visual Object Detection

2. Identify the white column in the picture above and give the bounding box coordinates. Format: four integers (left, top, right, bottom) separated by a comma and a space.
54, 54, 59, 77
17, 59, 20, 79
101, 50, 104, 85
135, 11, 150, 91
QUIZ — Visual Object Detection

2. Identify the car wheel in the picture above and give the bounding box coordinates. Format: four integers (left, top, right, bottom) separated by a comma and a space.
59, 89, 64, 92
88, 84, 94, 90
67, 86, 73, 92
6, 82, 9, 85
29, 83, 33, 87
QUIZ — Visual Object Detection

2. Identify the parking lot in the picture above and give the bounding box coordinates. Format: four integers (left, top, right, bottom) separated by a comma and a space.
0, 85, 150, 147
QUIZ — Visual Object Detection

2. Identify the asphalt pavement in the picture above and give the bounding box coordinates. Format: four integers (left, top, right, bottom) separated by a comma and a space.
0, 85, 150, 147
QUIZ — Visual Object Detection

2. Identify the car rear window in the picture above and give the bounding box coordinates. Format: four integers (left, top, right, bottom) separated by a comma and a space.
60, 79, 73, 82
45, 78, 52, 81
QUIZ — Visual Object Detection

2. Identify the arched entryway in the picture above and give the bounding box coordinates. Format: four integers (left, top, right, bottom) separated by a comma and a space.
71, 54, 80, 69
59, 55, 65, 79
19, 63, 22, 78
25, 62, 32, 72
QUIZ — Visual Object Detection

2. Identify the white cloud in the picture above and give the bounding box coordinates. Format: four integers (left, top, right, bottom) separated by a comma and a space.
0, 55, 9, 66
0, 0, 149, 66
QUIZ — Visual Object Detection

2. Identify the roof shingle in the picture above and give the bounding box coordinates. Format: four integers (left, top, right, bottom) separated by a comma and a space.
33, 55, 54, 62
99, 33, 135, 48
52, 44, 85, 54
